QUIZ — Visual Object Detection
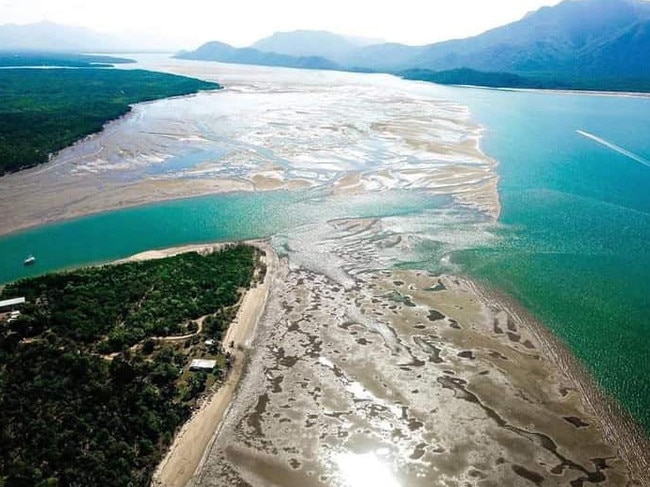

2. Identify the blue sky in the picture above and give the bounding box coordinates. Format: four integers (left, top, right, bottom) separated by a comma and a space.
3, 0, 565, 48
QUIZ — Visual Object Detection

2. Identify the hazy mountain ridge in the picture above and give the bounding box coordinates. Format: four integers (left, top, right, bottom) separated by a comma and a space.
4, 0, 650, 91
251, 30, 381, 63
181, 0, 650, 89
0, 21, 178, 52
337, 0, 650, 75
175, 41, 340, 70
400, 0, 650, 76
0, 21, 124, 52
577, 18, 650, 76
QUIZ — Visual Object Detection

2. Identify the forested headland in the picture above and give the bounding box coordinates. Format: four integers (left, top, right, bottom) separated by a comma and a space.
0, 67, 220, 175
0, 244, 265, 486
400, 68, 650, 94
0, 52, 135, 68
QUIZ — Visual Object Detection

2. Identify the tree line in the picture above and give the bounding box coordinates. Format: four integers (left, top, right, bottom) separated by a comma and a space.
0, 244, 261, 486
0, 67, 219, 175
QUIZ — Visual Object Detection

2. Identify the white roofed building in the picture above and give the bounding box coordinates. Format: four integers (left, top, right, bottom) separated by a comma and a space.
0, 297, 26, 310
189, 359, 217, 371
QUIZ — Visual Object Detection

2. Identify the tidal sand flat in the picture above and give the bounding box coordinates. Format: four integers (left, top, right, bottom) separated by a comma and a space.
190, 218, 647, 487
0, 58, 497, 236
1, 57, 648, 486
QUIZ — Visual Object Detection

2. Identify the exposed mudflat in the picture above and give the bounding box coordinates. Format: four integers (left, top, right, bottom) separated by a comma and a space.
191, 222, 641, 487
3, 56, 646, 486
0, 58, 498, 236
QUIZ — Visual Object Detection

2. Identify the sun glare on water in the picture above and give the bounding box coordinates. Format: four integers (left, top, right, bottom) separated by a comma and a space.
336, 451, 401, 487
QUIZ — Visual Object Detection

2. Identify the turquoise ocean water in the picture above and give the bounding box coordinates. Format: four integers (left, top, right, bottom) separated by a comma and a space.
0, 189, 448, 283
2, 82, 650, 433
442, 87, 650, 432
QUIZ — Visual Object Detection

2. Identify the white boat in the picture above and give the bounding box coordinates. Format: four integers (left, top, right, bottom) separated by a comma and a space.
23, 255, 36, 266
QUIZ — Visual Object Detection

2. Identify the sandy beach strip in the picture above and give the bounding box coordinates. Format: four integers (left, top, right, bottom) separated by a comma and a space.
114, 240, 277, 487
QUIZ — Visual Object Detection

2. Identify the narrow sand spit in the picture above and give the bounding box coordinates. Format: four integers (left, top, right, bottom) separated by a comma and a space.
115, 240, 276, 487
114, 243, 230, 264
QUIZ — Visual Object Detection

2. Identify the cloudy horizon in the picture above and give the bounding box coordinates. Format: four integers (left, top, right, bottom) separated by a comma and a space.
2, 0, 566, 49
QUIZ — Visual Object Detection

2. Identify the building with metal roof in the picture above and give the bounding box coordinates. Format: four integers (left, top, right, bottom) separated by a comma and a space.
0, 297, 26, 309
189, 359, 217, 371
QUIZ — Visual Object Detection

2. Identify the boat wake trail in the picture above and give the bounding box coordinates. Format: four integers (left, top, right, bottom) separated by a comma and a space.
577, 130, 650, 168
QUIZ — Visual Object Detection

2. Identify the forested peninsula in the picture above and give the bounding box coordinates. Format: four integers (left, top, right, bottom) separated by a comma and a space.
0, 52, 134, 68
0, 66, 219, 175
0, 244, 264, 487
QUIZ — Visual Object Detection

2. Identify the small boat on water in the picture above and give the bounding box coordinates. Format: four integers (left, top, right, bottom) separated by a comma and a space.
23, 255, 36, 266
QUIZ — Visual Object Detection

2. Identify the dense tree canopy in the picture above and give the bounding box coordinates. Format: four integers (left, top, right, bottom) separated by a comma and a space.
0, 68, 219, 175
0, 245, 261, 486
0, 52, 135, 68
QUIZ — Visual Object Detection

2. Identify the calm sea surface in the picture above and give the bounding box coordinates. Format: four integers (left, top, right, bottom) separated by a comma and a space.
446, 86, 650, 432
2, 71, 650, 432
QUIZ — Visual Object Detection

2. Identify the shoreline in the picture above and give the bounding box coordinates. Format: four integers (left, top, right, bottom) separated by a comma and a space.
0, 180, 259, 240
189, 245, 284, 487
115, 240, 276, 487
466, 277, 650, 484
7, 229, 649, 484
503, 86, 650, 99
0, 60, 501, 240
189, 261, 644, 485
416, 80, 650, 99
3, 57, 647, 484
0, 68, 220, 178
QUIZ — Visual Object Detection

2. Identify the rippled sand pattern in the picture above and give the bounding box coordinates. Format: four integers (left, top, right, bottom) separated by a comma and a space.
192, 219, 639, 487
0, 58, 498, 235
1, 58, 643, 485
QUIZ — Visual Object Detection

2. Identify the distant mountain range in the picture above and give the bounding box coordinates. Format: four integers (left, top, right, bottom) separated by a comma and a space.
179, 0, 650, 92
176, 41, 340, 71
251, 30, 382, 64
0, 21, 178, 52
4, 0, 650, 92
386, 0, 650, 77
0, 22, 121, 52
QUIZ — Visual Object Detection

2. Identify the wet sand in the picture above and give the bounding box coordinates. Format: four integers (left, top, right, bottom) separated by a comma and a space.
471, 282, 650, 483
191, 258, 649, 486
2, 57, 647, 486
0, 58, 499, 238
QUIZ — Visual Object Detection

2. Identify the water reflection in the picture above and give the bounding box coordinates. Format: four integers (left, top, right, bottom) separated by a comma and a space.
336, 451, 401, 487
